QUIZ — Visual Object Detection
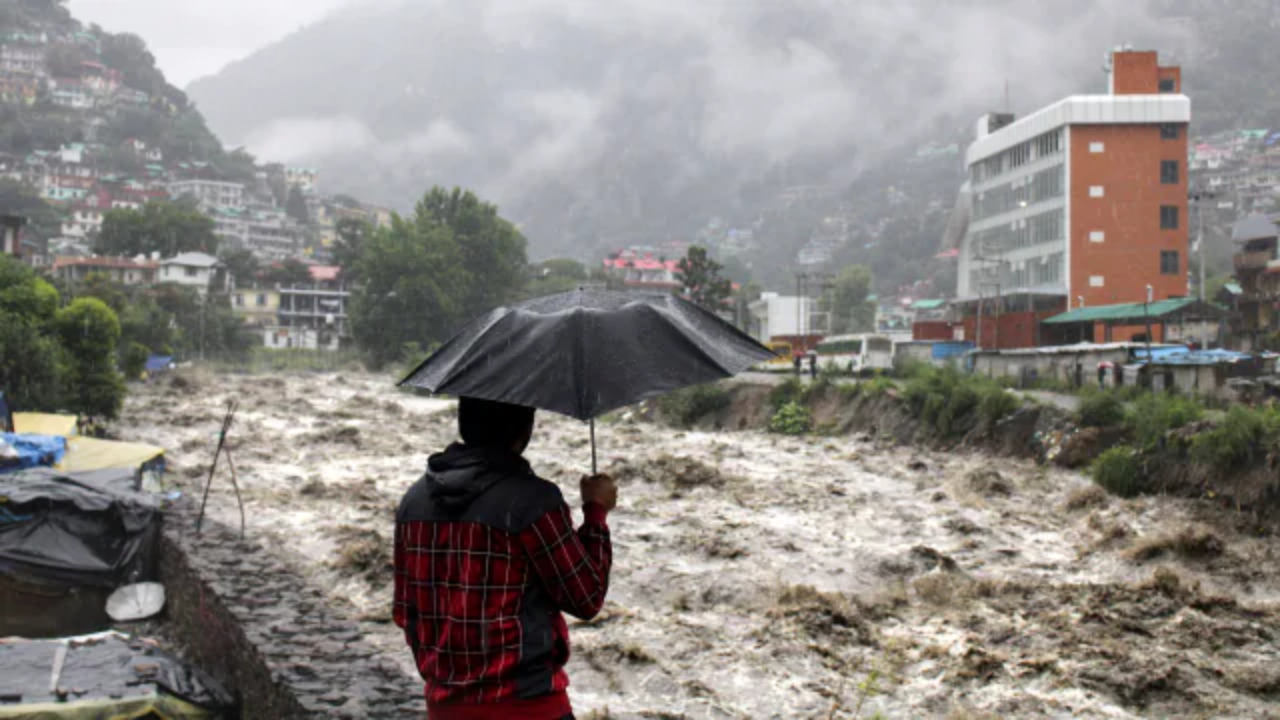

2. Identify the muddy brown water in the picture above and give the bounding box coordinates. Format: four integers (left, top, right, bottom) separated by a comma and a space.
118, 372, 1280, 719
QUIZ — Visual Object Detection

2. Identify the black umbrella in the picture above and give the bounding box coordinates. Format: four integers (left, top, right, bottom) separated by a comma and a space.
399, 289, 774, 471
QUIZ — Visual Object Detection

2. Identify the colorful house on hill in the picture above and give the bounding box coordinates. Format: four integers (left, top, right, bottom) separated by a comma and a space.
601, 248, 681, 292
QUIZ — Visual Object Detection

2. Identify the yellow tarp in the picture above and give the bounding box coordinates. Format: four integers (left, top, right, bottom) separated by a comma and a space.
57, 436, 163, 473
0, 694, 215, 719
11, 413, 78, 437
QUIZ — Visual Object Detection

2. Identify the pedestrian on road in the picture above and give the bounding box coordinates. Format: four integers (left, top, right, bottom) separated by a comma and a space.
793, 355, 802, 377
808, 353, 818, 380
394, 397, 616, 719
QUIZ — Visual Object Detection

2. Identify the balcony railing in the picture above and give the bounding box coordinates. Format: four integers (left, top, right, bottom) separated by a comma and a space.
1234, 251, 1274, 272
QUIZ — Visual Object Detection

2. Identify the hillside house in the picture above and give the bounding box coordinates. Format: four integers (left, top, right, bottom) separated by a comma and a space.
158, 252, 225, 295
270, 265, 349, 351
0, 44, 44, 74
168, 179, 245, 212
48, 78, 94, 109
601, 248, 681, 291
52, 256, 157, 286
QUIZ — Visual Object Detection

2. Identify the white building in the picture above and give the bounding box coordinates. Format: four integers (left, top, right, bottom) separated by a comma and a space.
168, 180, 246, 212
158, 252, 225, 295
0, 44, 44, 74
286, 167, 319, 193
748, 293, 814, 342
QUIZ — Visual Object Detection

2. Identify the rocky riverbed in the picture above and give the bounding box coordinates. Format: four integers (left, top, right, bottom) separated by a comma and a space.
118, 371, 1280, 719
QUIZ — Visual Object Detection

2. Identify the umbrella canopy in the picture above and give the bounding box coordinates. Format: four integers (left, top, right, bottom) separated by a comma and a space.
400, 289, 774, 421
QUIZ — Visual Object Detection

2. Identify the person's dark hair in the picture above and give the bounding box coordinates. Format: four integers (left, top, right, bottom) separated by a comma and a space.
458, 397, 536, 448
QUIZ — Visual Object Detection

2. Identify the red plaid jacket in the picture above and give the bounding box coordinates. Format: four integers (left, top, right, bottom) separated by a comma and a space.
394, 444, 611, 713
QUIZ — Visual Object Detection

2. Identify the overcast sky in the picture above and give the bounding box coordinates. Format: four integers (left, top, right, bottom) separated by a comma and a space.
67, 0, 353, 88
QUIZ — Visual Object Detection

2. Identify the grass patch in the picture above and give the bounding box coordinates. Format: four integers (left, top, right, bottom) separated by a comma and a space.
1091, 445, 1144, 498
768, 377, 805, 410
1076, 390, 1126, 428
657, 383, 731, 428
1127, 393, 1203, 450
903, 366, 1020, 438
1191, 405, 1280, 469
861, 375, 895, 397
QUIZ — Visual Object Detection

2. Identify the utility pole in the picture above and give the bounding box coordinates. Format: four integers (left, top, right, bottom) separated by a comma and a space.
1144, 284, 1154, 391
1191, 189, 1216, 347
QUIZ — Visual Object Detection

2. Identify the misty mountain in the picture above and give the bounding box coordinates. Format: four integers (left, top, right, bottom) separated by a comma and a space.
189, 0, 1196, 263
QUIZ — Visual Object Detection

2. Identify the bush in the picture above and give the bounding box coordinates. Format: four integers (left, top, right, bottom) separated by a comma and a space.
1092, 445, 1144, 498
1191, 405, 1280, 469
978, 386, 1020, 425
862, 375, 894, 397
903, 366, 1006, 438
769, 401, 811, 435
768, 377, 805, 410
121, 341, 149, 380
658, 383, 731, 428
1127, 393, 1204, 450
1077, 391, 1125, 428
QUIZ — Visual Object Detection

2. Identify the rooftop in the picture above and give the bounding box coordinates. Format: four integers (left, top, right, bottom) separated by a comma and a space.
1232, 213, 1277, 243
1042, 298, 1228, 325
53, 256, 157, 270
160, 252, 220, 268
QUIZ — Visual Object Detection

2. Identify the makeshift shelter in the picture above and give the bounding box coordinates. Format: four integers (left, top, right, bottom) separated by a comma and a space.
0, 632, 233, 719
1041, 298, 1231, 345
0, 468, 160, 637
12, 412, 77, 437
58, 436, 166, 492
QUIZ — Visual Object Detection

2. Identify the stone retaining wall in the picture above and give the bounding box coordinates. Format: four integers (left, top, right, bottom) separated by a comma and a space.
160, 500, 423, 718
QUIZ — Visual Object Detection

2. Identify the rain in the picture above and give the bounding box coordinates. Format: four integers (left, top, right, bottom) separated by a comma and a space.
1, 1, 1278, 719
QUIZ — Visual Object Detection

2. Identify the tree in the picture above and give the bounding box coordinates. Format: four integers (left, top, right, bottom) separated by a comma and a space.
827, 265, 876, 334
264, 258, 313, 288
676, 246, 732, 311
285, 184, 310, 224
415, 187, 527, 319
0, 179, 61, 243
96, 199, 218, 257
333, 217, 373, 281
54, 298, 125, 419
351, 217, 467, 368
0, 256, 63, 412
220, 247, 261, 289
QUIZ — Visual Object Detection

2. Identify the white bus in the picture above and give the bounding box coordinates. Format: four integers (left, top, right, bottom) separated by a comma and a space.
814, 334, 895, 376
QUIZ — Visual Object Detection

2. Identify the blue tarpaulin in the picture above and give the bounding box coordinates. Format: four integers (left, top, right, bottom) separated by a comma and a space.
932, 342, 975, 361
0, 434, 67, 473
1133, 347, 1251, 364
145, 355, 174, 373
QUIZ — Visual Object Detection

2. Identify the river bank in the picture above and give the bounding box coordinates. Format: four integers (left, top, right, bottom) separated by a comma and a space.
116, 370, 1280, 718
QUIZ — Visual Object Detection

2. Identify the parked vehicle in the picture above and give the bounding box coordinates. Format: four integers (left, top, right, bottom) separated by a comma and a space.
814, 334, 895, 375
753, 340, 795, 372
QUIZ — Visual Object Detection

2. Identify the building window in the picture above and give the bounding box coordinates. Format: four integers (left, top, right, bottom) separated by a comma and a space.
1160, 205, 1180, 229
257, 294, 267, 306
1089, 142, 1105, 154
1090, 186, 1105, 198
1158, 78, 1176, 93
1161, 160, 1179, 185
1090, 231, 1105, 243
184, 267, 198, 278
1161, 250, 1180, 275
1160, 124, 1180, 140
1090, 276, 1105, 288
234, 294, 243, 307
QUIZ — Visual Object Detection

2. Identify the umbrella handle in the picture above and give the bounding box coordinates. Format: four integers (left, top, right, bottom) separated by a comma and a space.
590, 418, 597, 475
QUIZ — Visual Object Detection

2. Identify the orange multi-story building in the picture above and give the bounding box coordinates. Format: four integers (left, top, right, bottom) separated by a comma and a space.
955, 49, 1190, 348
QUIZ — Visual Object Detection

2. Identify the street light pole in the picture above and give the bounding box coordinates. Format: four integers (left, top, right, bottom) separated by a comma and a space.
1191, 189, 1216, 347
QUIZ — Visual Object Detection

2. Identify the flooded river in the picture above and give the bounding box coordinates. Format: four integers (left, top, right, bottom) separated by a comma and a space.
119, 371, 1280, 719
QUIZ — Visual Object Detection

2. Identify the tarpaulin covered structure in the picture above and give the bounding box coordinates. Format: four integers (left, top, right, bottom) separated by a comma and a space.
0, 433, 66, 473
57, 436, 166, 491
0, 632, 233, 719
0, 467, 160, 587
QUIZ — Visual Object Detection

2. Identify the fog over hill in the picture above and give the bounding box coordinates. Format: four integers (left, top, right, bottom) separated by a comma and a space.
189, 0, 1178, 259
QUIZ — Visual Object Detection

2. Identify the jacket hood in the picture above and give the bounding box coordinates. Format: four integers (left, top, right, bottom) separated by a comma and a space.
425, 443, 529, 513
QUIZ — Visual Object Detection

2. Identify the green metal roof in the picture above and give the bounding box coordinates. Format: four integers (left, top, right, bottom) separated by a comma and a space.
1224, 283, 1242, 295
911, 298, 946, 310
1043, 298, 1225, 325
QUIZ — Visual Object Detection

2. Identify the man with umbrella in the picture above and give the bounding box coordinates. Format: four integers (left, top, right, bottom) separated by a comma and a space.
394, 289, 772, 716
394, 397, 615, 718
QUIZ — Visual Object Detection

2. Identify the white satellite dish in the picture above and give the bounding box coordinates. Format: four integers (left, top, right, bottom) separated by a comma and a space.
106, 583, 166, 622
